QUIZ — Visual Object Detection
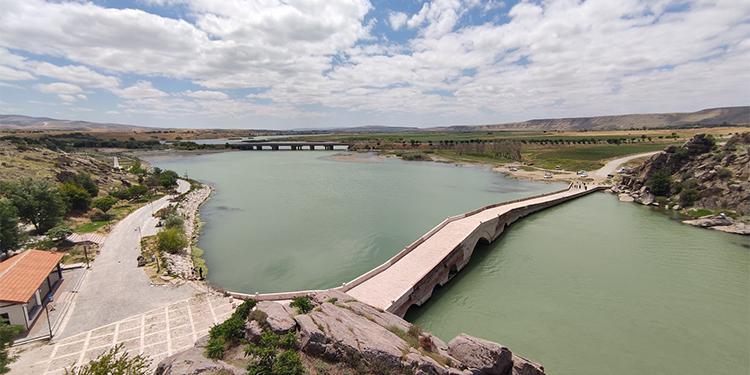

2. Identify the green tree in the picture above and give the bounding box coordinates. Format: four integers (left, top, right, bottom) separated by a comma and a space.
0, 199, 21, 254
0, 320, 23, 374
646, 169, 671, 196
92, 196, 118, 213
163, 214, 184, 229
157, 228, 187, 254
1, 179, 66, 233
60, 183, 92, 212
64, 344, 150, 375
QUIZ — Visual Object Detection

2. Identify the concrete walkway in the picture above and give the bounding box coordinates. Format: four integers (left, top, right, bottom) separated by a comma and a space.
56, 180, 196, 338
346, 185, 598, 312
10, 293, 235, 375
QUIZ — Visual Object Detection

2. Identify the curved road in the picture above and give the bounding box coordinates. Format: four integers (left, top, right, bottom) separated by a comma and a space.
591, 151, 660, 180
57, 180, 196, 338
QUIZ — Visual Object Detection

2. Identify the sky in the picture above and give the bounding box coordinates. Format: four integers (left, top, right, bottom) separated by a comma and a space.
0, 0, 748, 130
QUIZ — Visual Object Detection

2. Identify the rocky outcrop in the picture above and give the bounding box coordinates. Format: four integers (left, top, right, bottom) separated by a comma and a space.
683, 215, 750, 235
447, 334, 512, 374
157, 290, 546, 375
155, 337, 243, 375
614, 133, 749, 234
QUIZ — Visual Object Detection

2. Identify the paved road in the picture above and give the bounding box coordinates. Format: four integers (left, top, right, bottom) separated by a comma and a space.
591, 151, 660, 180
57, 180, 196, 338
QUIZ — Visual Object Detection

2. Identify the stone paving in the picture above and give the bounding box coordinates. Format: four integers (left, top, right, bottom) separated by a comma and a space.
10, 293, 236, 375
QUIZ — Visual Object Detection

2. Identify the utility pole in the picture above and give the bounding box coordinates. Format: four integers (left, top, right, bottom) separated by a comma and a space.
44, 302, 53, 339
83, 244, 90, 268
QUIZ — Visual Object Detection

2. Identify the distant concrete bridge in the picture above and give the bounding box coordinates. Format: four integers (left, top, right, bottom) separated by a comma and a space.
228, 184, 606, 317
231, 142, 350, 151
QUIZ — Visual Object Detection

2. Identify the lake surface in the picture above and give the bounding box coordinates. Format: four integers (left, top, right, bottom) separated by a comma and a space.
149, 151, 749, 375
147, 151, 564, 292
407, 193, 749, 375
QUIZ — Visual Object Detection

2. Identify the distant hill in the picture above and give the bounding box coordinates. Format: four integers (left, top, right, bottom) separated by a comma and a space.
470, 106, 749, 131
0, 114, 155, 132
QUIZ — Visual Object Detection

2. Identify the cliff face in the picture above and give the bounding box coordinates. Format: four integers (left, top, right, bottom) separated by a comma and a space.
156, 290, 546, 375
620, 133, 750, 215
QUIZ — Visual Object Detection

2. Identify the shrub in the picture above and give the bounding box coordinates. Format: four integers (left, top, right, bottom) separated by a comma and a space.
717, 168, 733, 179
64, 344, 150, 375
234, 300, 257, 321
205, 336, 226, 359
271, 350, 304, 375
156, 228, 187, 254
679, 188, 699, 207
290, 296, 313, 314
646, 169, 671, 196
89, 208, 111, 222
46, 225, 73, 241
163, 214, 184, 229
92, 196, 118, 212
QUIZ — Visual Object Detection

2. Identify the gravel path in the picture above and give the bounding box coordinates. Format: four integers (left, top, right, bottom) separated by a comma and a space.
56, 180, 197, 339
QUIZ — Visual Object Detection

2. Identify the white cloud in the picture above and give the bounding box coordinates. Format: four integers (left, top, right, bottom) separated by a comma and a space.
115, 81, 168, 99
0, 0, 749, 127
0, 65, 34, 81
388, 11, 408, 30
183, 90, 229, 100
35, 82, 83, 95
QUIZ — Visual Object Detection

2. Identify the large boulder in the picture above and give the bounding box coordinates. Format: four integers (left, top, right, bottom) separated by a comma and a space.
447, 334, 513, 375
511, 355, 545, 375
255, 300, 296, 334
155, 344, 243, 375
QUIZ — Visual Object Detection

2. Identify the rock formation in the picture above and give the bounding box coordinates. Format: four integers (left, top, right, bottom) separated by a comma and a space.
613, 132, 749, 234
157, 290, 546, 375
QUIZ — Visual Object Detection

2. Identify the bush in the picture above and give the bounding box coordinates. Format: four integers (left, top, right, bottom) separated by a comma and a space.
60, 183, 92, 212
92, 196, 118, 212
234, 300, 257, 321
271, 350, 304, 375
290, 296, 313, 314
205, 336, 226, 360
156, 228, 187, 254
646, 169, 671, 196
246, 332, 303, 375
679, 188, 700, 207
89, 208, 111, 222
46, 225, 73, 241
63, 344, 150, 375
717, 168, 733, 179
163, 214, 184, 229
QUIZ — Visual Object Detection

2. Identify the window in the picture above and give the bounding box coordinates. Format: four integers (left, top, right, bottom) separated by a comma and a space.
0, 313, 9, 324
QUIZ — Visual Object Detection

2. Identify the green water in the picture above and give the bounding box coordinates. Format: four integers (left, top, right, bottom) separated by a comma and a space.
147, 151, 564, 292
407, 193, 749, 375
149, 152, 749, 375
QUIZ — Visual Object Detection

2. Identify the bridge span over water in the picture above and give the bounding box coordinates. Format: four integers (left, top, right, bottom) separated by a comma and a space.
228, 184, 606, 317
232, 141, 350, 151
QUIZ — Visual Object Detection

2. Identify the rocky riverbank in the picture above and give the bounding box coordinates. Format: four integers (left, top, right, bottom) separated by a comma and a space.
156, 290, 545, 375
162, 181, 213, 278
612, 132, 749, 235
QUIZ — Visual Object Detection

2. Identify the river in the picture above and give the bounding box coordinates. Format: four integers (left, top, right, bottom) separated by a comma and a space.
148, 151, 749, 375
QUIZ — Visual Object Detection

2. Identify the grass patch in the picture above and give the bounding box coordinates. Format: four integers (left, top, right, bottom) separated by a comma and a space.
526, 143, 672, 171
74, 220, 110, 233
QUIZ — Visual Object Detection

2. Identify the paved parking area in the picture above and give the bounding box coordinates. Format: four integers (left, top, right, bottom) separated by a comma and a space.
11, 293, 235, 375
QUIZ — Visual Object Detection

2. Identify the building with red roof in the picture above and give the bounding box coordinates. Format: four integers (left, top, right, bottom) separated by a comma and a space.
0, 250, 64, 331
